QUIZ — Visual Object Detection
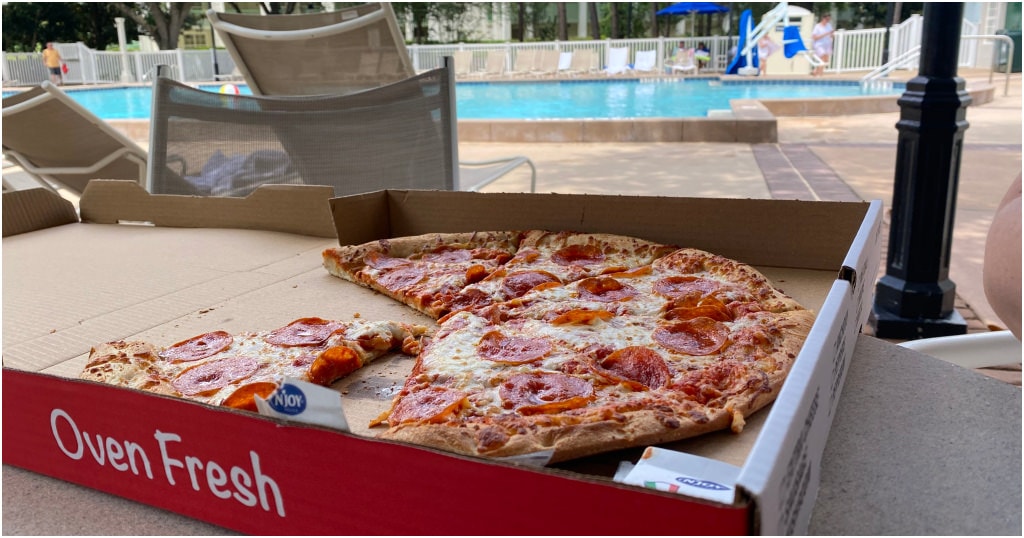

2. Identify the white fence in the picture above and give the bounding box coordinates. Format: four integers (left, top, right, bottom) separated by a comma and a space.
0, 15, 1000, 87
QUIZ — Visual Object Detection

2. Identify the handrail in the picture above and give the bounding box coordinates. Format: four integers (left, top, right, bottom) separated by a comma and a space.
861, 45, 921, 82
961, 34, 1014, 97
862, 35, 1013, 96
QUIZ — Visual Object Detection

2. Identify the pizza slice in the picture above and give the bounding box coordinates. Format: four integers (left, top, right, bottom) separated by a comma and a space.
322, 231, 523, 318
81, 317, 428, 411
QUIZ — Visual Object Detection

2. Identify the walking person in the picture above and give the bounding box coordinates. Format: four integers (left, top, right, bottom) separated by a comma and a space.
811, 14, 834, 76
42, 42, 63, 85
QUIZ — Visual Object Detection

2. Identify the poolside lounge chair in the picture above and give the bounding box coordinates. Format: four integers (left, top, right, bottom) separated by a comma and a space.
566, 49, 598, 76
208, 3, 412, 96
453, 50, 474, 78
480, 50, 507, 77
557, 51, 573, 75
2, 82, 147, 194
508, 49, 537, 77
604, 47, 631, 76
530, 50, 560, 77
148, 59, 534, 197
208, 4, 535, 194
633, 50, 658, 73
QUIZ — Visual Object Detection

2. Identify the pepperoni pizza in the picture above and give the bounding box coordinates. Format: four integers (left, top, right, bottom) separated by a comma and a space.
82, 317, 427, 411
323, 232, 816, 463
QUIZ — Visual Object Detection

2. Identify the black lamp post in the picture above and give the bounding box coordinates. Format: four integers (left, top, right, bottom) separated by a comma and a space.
869, 2, 971, 339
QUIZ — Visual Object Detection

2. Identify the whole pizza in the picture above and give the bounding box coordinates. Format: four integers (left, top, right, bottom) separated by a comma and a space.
82, 230, 814, 464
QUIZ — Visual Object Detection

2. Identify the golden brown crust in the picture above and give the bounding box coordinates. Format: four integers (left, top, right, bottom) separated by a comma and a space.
381, 406, 735, 463
81, 341, 178, 396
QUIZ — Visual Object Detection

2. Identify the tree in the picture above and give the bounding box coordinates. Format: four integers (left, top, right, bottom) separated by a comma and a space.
556, 3, 568, 41
2, 3, 78, 52
111, 2, 197, 50
1, 2, 141, 52
588, 3, 600, 39
71, 3, 141, 50
609, 2, 620, 39
516, 3, 526, 42
650, 3, 661, 37
391, 2, 471, 44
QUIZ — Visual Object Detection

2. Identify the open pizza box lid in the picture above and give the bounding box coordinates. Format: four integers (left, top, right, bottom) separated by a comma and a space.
3, 182, 882, 535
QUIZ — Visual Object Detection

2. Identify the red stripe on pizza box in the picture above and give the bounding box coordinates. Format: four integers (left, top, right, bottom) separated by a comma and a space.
3, 368, 751, 535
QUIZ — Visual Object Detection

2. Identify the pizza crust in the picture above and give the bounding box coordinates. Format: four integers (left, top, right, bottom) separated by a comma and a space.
81, 341, 178, 396
381, 405, 738, 463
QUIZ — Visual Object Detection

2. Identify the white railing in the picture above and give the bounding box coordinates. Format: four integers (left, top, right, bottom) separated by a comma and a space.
409, 35, 738, 75
0, 17, 1000, 88
830, 28, 888, 73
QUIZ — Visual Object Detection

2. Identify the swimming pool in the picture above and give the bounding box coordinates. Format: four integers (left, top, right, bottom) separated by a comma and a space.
458, 79, 904, 119
4, 79, 904, 120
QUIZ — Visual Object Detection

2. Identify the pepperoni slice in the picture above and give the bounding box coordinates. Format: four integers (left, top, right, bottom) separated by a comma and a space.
550, 309, 614, 325
551, 243, 606, 267
364, 251, 410, 270
501, 270, 561, 299
377, 266, 427, 291
447, 288, 494, 314
653, 276, 720, 299
499, 372, 595, 414
654, 317, 729, 356
307, 345, 362, 385
160, 331, 233, 363
478, 331, 552, 364
221, 381, 279, 412
171, 356, 259, 396
592, 346, 670, 390
389, 387, 467, 424
577, 277, 637, 302
264, 317, 343, 347
419, 247, 472, 263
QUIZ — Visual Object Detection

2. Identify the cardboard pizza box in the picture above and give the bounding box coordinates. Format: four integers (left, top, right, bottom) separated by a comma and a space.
2, 180, 882, 535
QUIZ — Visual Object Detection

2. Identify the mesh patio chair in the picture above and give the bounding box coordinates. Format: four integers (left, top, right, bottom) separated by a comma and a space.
148, 59, 531, 197
207, 3, 412, 96
2, 82, 147, 194
208, 3, 535, 192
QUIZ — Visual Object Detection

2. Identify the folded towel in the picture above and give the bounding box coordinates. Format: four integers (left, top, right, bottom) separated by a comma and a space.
186, 149, 295, 196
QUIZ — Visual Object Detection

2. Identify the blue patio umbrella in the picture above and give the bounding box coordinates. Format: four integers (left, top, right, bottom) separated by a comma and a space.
655, 2, 729, 16
656, 3, 729, 38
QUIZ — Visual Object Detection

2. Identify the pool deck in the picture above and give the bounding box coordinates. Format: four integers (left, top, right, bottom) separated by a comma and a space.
4, 68, 1020, 382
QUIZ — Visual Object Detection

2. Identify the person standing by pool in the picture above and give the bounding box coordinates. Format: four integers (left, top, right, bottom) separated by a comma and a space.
811, 14, 834, 76
42, 42, 62, 85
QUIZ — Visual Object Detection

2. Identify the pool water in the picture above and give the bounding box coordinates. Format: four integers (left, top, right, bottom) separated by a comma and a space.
457, 79, 904, 119
5, 79, 903, 120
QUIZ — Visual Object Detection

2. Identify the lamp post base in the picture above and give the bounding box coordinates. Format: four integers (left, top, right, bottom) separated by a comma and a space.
869, 305, 968, 340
